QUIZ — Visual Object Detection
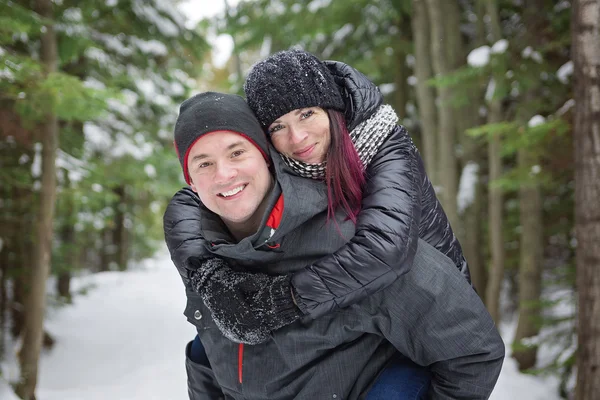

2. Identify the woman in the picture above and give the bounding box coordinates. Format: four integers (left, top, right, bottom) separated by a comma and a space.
167, 50, 469, 398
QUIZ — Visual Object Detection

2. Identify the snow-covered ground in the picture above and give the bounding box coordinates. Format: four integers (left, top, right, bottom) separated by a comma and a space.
1, 249, 563, 400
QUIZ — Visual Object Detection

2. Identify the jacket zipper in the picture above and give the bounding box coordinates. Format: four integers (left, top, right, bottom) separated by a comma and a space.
238, 343, 244, 384
237, 195, 282, 387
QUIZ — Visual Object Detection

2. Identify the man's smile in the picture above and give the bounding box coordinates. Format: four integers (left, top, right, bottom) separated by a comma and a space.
218, 184, 247, 198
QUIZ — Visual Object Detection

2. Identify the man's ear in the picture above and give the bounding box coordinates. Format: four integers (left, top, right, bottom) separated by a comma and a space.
190, 182, 198, 193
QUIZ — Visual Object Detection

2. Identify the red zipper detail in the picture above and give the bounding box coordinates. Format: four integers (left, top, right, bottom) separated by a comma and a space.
238, 343, 244, 384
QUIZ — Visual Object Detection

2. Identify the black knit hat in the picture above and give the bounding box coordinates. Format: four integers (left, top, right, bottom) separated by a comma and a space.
244, 49, 345, 129
173, 92, 270, 184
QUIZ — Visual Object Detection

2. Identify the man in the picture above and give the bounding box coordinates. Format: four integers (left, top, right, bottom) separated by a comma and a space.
164, 92, 505, 399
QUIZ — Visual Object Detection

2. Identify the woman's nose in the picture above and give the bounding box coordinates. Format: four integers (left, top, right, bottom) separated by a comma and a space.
289, 126, 308, 144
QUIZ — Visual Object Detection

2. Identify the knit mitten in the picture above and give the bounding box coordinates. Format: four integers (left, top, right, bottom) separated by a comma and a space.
243, 273, 302, 331
191, 258, 301, 345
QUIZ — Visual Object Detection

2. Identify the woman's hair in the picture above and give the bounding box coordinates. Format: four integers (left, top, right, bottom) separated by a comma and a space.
325, 109, 365, 223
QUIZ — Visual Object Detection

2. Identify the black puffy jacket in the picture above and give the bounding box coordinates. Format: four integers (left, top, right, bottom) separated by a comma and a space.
164, 61, 471, 320
290, 122, 471, 316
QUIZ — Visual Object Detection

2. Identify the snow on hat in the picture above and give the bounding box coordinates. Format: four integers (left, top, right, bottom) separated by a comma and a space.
173, 92, 270, 184
243, 49, 345, 130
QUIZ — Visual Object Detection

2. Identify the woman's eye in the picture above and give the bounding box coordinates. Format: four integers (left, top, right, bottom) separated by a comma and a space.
300, 110, 314, 120
268, 124, 284, 134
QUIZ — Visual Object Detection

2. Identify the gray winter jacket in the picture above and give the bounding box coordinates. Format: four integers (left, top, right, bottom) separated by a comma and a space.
166, 149, 504, 399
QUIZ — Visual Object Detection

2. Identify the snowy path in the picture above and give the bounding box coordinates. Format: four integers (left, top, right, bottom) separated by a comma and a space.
3, 250, 563, 400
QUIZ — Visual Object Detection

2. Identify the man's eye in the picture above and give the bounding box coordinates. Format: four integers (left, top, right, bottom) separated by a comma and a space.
300, 110, 314, 120
198, 162, 211, 169
232, 150, 245, 158
268, 124, 284, 135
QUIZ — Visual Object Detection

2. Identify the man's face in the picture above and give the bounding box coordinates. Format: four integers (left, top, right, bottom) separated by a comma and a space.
187, 131, 273, 226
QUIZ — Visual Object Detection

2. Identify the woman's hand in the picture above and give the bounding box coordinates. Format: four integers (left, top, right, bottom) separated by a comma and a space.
190, 258, 301, 345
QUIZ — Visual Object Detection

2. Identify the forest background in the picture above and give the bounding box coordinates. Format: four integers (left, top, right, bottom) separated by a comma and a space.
0, 0, 598, 399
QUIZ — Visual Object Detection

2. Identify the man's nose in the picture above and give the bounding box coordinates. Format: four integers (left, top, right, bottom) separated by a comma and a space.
214, 162, 237, 183
289, 126, 308, 145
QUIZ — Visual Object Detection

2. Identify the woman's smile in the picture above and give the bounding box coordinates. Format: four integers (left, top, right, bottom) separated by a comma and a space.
293, 144, 316, 160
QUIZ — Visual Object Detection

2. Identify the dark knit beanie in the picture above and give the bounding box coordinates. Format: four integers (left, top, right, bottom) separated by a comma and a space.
173, 92, 270, 184
244, 49, 346, 129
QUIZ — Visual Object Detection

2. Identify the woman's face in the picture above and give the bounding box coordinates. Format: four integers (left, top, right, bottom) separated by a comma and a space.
267, 107, 331, 164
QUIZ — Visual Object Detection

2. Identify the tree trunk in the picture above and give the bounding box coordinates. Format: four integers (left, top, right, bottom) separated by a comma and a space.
411, 0, 439, 184
474, 0, 487, 48
393, 46, 408, 121
0, 129, 35, 343
11, 265, 26, 339
572, 0, 600, 397
112, 186, 128, 271
425, 0, 460, 231
57, 273, 71, 300
16, 0, 59, 398
512, 147, 543, 370
56, 172, 77, 301
483, 0, 506, 324
453, 0, 486, 292
12, 186, 33, 340
447, 0, 484, 251
485, 111, 505, 324
99, 227, 111, 272
391, 13, 411, 122
0, 160, 7, 360
0, 236, 7, 361
57, 219, 73, 301
443, 0, 463, 71
512, 0, 547, 371
461, 154, 487, 299
441, 0, 463, 236
224, 0, 244, 90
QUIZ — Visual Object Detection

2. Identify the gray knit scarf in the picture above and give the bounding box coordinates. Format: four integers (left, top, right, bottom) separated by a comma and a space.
281, 104, 398, 179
